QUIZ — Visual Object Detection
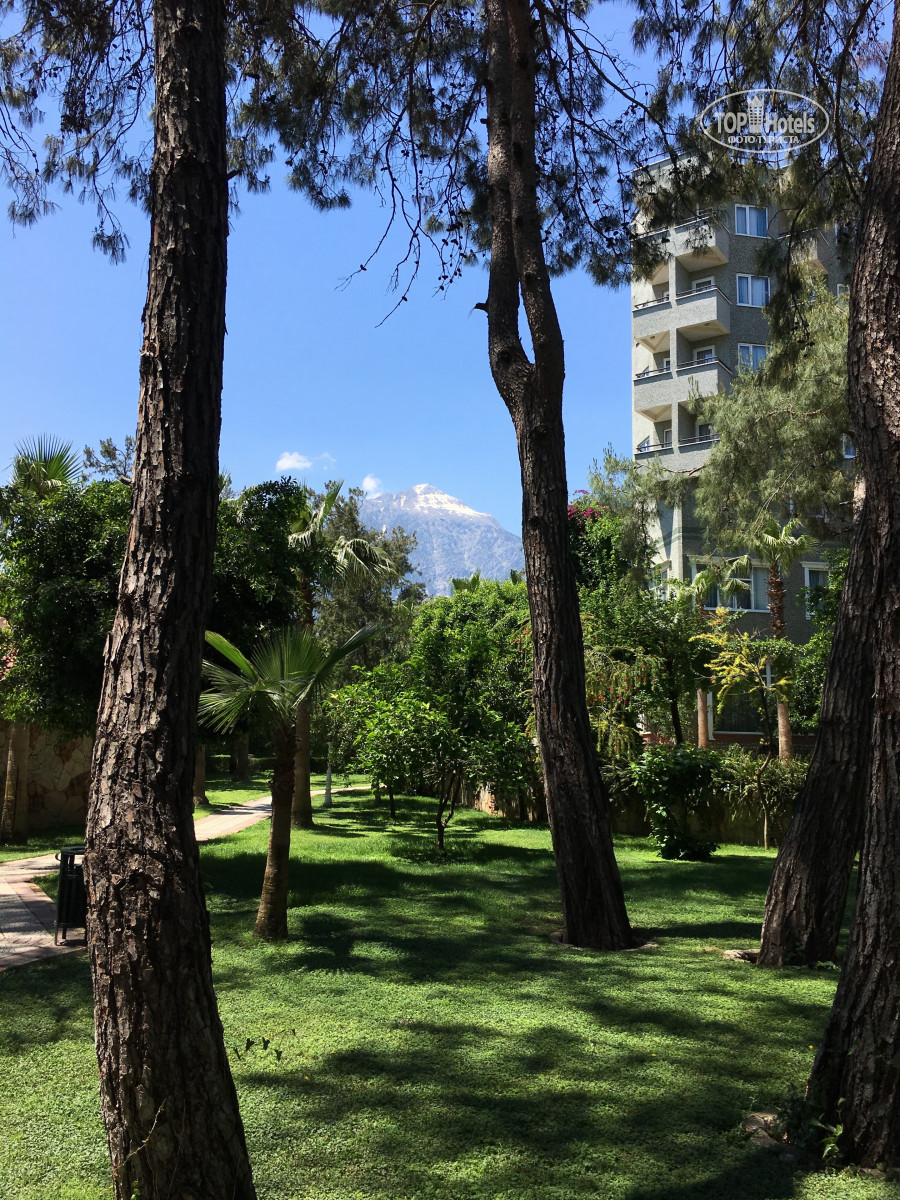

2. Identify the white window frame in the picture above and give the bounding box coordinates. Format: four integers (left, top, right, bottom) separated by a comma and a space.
841, 434, 856, 459
659, 425, 673, 447
692, 276, 715, 292
691, 560, 767, 612
802, 563, 829, 619
735, 204, 768, 237
697, 421, 714, 441
736, 274, 771, 307
737, 343, 768, 372
694, 345, 716, 365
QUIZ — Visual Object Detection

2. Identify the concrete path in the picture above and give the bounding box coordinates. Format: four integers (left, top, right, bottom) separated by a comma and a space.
0, 785, 366, 973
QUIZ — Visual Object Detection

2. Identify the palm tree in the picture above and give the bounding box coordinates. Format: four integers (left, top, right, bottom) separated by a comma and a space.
0, 436, 81, 843
199, 624, 376, 940
737, 518, 815, 762
6, 436, 80, 501
288, 481, 393, 828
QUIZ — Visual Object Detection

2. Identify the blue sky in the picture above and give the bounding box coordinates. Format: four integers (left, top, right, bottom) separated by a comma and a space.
0, 168, 634, 535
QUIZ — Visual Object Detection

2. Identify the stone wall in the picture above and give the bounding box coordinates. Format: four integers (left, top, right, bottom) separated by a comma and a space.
0, 719, 93, 831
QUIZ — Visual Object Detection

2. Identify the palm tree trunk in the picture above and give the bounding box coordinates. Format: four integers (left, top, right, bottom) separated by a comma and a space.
697, 690, 710, 748
290, 700, 313, 827
483, 0, 632, 950
192, 743, 207, 807
254, 723, 294, 940
0, 722, 30, 844
776, 699, 793, 762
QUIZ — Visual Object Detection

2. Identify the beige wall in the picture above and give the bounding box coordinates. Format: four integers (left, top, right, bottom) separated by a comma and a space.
0, 719, 92, 830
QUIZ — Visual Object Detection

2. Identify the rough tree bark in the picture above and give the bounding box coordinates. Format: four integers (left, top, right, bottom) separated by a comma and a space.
805, 8, 900, 1162
254, 723, 295, 940
483, 0, 632, 949
81, 0, 256, 1194
0, 722, 29, 843
757, 507, 871, 966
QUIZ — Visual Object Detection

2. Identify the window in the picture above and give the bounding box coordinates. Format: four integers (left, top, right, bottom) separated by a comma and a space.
735, 205, 768, 237
692, 562, 752, 610
737, 343, 768, 371
694, 346, 715, 365
842, 434, 856, 459
661, 356, 671, 371
637, 436, 650, 453
803, 565, 829, 618
737, 274, 771, 307
697, 422, 714, 441
660, 426, 672, 447
653, 564, 670, 599
837, 283, 851, 297
751, 567, 769, 611
692, 277, 715, 292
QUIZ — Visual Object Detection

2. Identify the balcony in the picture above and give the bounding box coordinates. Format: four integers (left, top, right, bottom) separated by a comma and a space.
781, 229, 830, 273
672, 216, 729, 270
632, 228, 671, 285
632, 294, 672, 351
670, 357, 732, 404
674, 286, 730, 340
633, 365, 673, 416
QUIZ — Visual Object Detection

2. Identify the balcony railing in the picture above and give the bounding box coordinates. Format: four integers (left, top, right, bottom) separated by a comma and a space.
632, 293, 671, 311
634, 365, 673, 381
679, 432, 720, 447
635, 440, 675, 456
676, 356, 733, 375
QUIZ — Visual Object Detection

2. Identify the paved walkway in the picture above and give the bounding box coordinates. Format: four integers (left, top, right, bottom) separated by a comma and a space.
0, 786, 365, 973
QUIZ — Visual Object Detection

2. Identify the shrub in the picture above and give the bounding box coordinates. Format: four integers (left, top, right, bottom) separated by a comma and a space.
629, 745, 720, 861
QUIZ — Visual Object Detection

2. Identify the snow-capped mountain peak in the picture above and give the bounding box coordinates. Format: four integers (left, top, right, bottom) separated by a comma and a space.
360, 484, 523, 596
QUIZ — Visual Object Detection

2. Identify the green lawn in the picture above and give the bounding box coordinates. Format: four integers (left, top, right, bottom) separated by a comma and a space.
0, 791, 889, 1200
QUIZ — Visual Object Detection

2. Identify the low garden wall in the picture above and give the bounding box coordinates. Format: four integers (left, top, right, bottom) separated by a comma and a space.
0, 719, 93, 830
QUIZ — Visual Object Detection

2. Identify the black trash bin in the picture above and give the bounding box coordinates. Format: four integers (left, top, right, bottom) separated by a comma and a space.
54, 845, 87, 945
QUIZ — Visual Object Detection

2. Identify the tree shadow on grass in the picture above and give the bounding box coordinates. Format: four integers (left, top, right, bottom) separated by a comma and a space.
235, 1016, 806, 1200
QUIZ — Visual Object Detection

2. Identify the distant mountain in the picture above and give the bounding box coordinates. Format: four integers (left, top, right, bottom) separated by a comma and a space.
360, 483, 524, 597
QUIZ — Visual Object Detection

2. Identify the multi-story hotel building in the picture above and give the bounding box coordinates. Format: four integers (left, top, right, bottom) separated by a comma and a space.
630, 188, 849, 733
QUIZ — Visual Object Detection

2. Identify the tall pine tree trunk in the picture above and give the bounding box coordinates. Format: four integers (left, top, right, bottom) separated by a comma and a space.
0, 722, 30, 843
805, 9, 900, 1161
254, 723, 295, 940
82, 0, 256, 1193
758, 508, 871, 966
483, 0, 632, 949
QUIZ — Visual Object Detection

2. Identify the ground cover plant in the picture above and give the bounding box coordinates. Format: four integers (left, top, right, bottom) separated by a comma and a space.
0, 788, 890, 1200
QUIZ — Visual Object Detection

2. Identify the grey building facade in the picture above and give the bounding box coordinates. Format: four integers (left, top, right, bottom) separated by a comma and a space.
630, 189, 848, 732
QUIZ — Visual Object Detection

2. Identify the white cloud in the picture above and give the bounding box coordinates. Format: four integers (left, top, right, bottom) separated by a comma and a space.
318, 452, 337, 466
362, 473, 382, 497
276, 452, 313, 471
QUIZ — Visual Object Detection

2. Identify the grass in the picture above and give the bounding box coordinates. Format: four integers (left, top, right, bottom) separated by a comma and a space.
0, 790, 891, 1200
